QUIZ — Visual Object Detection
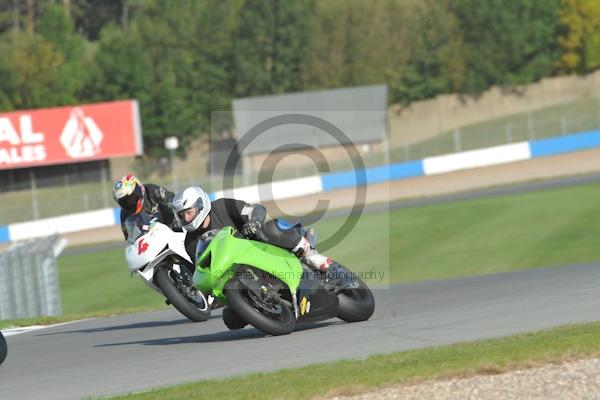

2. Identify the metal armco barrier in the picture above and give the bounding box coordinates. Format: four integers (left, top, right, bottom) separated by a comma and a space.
0, 234, 67, 320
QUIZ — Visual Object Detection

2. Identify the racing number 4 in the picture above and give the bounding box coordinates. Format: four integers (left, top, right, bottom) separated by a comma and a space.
138, 238, 149, 255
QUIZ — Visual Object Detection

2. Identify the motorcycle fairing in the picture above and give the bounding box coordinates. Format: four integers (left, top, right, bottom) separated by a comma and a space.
125, 223, 190, 271
195, 227, 302, 308
295, 268, 339, 325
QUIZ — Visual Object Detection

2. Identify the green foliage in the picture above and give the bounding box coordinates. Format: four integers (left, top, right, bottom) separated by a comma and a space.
0, 32, 68, 108
70, 0, 127, 40
389, 0, 464, 104
86, 25, 152, 103
0, 0, 596, 157
84, 22, 155, 155
302, 0, 418, 92
129, 0, 215, 152
227, 0, 316, 96
449, 0, 561, 93
0, 3, 88, 109
557, 0, 600, 73
37, 4, 88, 103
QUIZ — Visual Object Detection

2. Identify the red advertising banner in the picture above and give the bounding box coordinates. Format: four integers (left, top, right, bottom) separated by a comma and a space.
0, 100, 143, 170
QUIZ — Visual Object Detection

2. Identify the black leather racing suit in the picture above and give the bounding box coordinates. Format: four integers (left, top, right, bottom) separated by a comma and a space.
184, 198, 301, 261
119, 183, 179, 240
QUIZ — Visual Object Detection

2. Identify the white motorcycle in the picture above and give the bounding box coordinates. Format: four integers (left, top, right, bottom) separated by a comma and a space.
124, 213, 211, 322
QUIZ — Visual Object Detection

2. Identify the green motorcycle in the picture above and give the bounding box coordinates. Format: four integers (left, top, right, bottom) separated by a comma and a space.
193, 226, 375, 336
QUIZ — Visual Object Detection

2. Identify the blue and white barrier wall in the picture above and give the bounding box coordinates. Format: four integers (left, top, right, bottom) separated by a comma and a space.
2, 129, 600, 243
7, 208, 119, 242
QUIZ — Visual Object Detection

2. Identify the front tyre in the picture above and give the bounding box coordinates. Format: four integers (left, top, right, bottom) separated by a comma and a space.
0, 331, 6, 364
336, 270, 375, 323
155, 265, 211, 322
225, 279, 295, 336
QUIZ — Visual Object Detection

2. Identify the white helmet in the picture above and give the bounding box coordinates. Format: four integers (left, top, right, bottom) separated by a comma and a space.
173, 186, 212, 232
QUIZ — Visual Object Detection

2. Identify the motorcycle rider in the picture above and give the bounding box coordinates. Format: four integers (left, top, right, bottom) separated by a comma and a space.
172, 185, 346, 330
112, 174, 179, 240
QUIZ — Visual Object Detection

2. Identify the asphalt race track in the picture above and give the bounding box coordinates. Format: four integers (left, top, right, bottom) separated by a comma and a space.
1, 262, 600, 399
4, 173, 600, 399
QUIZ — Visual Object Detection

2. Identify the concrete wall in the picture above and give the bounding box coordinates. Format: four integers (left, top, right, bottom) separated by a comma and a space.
388, 70, 600, 147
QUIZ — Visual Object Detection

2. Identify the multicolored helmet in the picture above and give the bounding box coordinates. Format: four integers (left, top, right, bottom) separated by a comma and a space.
113, 174, 145, 214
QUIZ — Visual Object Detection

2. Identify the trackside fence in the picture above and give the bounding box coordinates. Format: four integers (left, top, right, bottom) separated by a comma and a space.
0, 234, 67, 320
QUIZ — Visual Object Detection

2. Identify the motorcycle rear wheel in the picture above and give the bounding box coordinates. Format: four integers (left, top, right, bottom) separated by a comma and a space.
336, 267, 375, 322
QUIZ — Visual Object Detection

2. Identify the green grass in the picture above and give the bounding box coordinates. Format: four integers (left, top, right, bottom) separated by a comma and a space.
103, 321, 600, 400
318, 181, 600, 284
3, 180, 600, 328
57, 246, 166, 315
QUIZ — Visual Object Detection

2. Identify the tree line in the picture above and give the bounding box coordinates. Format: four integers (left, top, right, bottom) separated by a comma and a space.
0, 0, 598, 156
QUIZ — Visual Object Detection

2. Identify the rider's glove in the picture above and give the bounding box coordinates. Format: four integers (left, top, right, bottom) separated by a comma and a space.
241, 220, 261, 238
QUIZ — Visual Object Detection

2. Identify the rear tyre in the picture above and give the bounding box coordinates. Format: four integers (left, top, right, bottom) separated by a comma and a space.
155, 265, 211, 322
336, 272, 375, 323
0, 331, 6, 365
225, 279, 295, 336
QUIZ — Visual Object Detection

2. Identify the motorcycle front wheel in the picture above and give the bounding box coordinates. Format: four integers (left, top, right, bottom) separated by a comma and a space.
155, 265, 211, 322
225, 278, 295, 336
0, 331, 7, 365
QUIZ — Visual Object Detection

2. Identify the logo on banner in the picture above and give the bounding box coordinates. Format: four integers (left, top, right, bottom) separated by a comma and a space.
60, 108, 103, 158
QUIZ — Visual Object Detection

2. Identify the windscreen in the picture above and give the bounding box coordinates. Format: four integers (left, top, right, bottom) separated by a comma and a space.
195, 228, 221, 261
124, 213, 156, 246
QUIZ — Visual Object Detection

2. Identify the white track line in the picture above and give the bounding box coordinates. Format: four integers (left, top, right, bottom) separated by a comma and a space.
2, 319, 95, 337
